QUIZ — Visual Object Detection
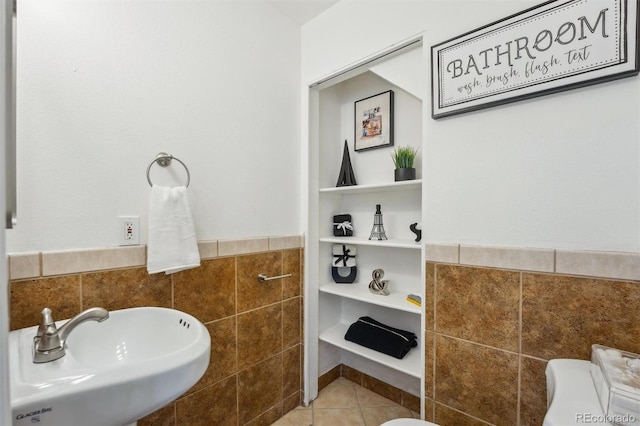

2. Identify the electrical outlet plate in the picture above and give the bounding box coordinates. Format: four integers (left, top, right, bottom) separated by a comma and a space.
119, 216, 140, 246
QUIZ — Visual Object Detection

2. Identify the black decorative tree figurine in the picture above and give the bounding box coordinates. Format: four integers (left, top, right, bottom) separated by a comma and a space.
336, 140, 357, 187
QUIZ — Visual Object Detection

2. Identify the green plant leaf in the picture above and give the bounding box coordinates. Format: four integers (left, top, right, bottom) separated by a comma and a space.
391, 146, 417, 169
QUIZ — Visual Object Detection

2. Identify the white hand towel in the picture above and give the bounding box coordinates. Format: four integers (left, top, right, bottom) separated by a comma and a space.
147, 185, 201, 274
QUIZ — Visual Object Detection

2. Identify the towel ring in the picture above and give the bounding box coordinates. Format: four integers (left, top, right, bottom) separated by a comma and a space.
146, 152, 191, 187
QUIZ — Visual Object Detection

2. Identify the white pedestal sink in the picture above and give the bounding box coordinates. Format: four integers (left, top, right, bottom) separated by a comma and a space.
9, 307, 211, 426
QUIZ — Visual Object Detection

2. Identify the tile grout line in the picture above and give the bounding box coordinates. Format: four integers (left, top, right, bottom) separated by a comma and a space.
234, 254, 240, 425
432, 263, 438, 422
354, 380, 367, 425
517, 271, 523, 426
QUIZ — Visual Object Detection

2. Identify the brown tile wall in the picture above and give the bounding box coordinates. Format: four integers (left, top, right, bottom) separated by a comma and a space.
425, 262, 640, 426
8, 246, 304, 426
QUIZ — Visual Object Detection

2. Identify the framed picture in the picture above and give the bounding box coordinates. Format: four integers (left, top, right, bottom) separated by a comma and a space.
431, 0, 640, 119
354, 90, 394, 151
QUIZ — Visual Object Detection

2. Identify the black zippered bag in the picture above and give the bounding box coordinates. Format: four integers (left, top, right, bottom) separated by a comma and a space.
344, 316, 417, 359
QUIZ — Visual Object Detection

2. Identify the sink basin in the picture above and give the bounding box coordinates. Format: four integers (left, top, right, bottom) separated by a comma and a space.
9, 307, 211, 426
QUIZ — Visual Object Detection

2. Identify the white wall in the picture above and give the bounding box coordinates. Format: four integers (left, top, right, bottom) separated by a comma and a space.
302, 0, 640, 252
1, 0, 11, 420
8, 0, 302, 253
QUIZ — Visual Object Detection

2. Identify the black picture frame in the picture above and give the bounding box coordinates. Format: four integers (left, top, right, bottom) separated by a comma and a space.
354, 90, 394, 151
431, 0, 640, 119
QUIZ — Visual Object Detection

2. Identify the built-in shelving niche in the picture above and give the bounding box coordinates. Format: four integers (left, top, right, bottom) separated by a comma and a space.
305, 36, 426, 413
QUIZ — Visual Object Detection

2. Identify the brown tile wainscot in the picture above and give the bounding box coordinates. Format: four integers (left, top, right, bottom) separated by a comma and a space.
424, 243, 640, 426
7, 235, 304, 426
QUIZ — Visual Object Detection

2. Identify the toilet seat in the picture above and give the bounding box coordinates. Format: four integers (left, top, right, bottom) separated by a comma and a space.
380, 419, 438, 426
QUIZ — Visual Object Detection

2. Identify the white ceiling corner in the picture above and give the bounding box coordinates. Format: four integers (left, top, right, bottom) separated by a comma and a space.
265, 0, 339, 25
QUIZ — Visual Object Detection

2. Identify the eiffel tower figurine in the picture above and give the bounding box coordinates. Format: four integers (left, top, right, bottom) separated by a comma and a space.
368, 204, 388, 240
336, 140, 357, 187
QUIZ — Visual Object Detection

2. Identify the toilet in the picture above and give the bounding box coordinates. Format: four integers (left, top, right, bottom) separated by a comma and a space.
381, 419, 438, 425
388, 358, 617, 426
543, 358, 637, 426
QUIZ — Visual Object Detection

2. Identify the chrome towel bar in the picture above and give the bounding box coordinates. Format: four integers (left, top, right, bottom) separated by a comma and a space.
146, 152, 191, 187
258, 273, 292, 282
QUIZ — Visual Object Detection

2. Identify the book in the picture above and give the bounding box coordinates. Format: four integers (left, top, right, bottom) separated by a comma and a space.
406, 293, 422, 307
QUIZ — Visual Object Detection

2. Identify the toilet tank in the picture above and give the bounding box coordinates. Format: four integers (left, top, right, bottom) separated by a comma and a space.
544, 359, 612, 426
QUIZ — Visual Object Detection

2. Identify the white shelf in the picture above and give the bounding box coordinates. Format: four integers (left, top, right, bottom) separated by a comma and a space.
319, 321, 422, 378
309, 49, 426, 404
319, 282, 421, 314
320, 236, 422, 250
320, 179, 421, 195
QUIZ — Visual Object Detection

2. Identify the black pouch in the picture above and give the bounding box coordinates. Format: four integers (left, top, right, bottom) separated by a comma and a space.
344, 316, 417, 359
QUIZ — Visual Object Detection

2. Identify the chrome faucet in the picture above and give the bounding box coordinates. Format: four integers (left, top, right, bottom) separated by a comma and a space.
33, 307, 109, 363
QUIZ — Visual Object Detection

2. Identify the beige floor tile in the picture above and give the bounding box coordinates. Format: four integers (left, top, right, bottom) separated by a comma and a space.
314, 407, 365, 426
313, 378, 359, 409
272, 407, 313, 426
269, 377, 422, 425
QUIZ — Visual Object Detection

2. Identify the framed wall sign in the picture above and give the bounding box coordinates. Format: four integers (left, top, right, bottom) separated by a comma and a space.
354, 90, 394, 151
431, 0, 640, 119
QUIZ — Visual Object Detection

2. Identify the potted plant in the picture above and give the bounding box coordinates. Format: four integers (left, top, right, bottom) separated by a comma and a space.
391, 146, 417, 181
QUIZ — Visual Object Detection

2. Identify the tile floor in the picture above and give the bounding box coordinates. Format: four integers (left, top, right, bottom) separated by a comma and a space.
272, 378, 420, 426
